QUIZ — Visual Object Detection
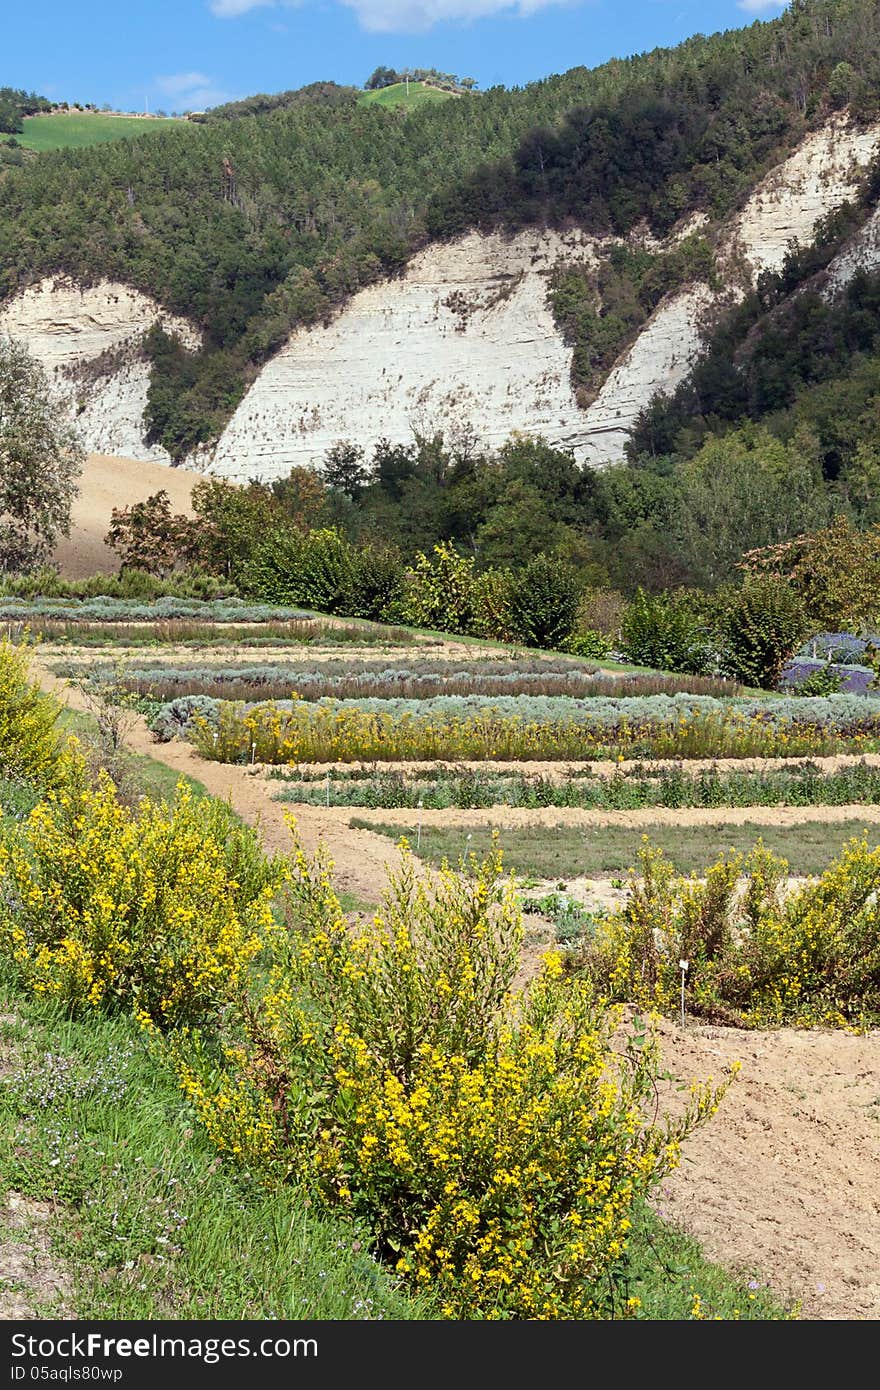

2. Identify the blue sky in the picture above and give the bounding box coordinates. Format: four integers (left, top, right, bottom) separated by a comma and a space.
7, 0, 789, 113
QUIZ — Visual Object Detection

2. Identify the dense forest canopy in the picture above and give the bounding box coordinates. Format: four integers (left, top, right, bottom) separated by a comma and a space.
4, 0, 880, 458
0, 87, 51, 134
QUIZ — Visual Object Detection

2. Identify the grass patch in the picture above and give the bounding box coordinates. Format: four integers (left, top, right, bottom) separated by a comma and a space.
626, 1205, 790, 1319
355, 818, 880, 878
0, 989, 424, 1319
8, 112, 179, 151
359, 82, 455, 109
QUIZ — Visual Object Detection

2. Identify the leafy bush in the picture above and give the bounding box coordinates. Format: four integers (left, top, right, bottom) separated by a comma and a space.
719, 576, 809, 690
507, 554, 579, 650
564, 630, 613, 660
0, 772, 286, 1028
583, 838, 880, 1027
346, 543, 405, 621
785, 661, 846, 697
620, 589, 711, 673
105, 491, 196, 578
243, 528, 356, 613
401, 543, 477, 635
742, 517, 880, 631
171, 839, 725, 1318
468, 568, 515, 642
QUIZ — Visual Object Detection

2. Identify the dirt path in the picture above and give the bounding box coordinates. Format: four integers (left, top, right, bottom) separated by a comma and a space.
316, 802, 880, 831
31, 658, 880, 1318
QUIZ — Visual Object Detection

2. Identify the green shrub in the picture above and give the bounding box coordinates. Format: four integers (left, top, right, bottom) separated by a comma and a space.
564, 630, 613, 660
719, 576, 809, 690
469, 567, 515, 642
401, 543, 477, 634
346, 543, 404, 621
792, 662, 845, 697
507, 554, 579, 650
620, 589, 711, 673
244, 527, 355, 612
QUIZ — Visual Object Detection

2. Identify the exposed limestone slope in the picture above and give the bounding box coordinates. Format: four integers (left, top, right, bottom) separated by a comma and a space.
578, 116, 880, 465
209, 116, 880, 477
578, 285, 717, 467
723, 117, 880, 280
5, 118, 880, 479
210, 229, 600, 481
0, 279, 200, 465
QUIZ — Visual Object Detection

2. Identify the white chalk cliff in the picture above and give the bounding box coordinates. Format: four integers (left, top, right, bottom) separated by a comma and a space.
0, 279, 200, 465
4, 116, 880, 476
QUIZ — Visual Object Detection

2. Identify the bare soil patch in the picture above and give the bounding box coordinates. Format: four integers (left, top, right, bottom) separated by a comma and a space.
53, 454, 200, 579
655, 1020, 880, 1320
0, 1193, 71, 1319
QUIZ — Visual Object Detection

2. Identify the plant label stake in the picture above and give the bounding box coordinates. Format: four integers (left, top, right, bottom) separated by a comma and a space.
417, 799, 423, 851
251, 741, 256, 765
326, 772, 331, 807
679, 959, 689, 1029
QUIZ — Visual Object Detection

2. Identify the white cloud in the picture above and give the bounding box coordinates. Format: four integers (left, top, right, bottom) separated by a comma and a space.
209, 0, 300, 15
155, 72, 232, 110
737, 0, 788, 14
209, 0, 574, 28
339, 0, 578, 32
209, 0, 274, 15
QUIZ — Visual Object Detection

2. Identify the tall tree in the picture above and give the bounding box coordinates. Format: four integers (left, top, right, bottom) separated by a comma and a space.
0, 337, 83, 572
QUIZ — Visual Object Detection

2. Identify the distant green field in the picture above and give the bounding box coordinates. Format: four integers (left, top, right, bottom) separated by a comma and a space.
8, 112, 180, 151
360, 82, 456, 110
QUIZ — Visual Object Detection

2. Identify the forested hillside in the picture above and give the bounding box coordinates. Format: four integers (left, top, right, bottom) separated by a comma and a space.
4, 0, 880, 459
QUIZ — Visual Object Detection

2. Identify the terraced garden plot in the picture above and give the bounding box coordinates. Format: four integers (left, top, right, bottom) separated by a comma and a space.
182, 692, 880, 764
23, 632, 880, 1319
270, 758, 880, 809
352, 812, 880, 878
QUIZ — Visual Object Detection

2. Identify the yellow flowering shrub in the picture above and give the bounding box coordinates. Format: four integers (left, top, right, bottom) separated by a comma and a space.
585, 837, 880, 1028
0, 635, 64, 790
0, 769, 286, 1027
172, 835, 728, 1318
190, 699, 873, 767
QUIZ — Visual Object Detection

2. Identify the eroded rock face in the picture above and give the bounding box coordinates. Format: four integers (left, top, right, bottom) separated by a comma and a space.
579, 285, 718, 466
208, 117, 880, 478
0, 278, 200, 465
723, 117, 880, 280
4, 117, 880, 477
210, 229, 601, 481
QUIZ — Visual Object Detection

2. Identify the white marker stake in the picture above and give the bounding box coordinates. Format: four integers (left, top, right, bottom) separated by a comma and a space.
679, 959, 689, 1029
417, 800, 423, 852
